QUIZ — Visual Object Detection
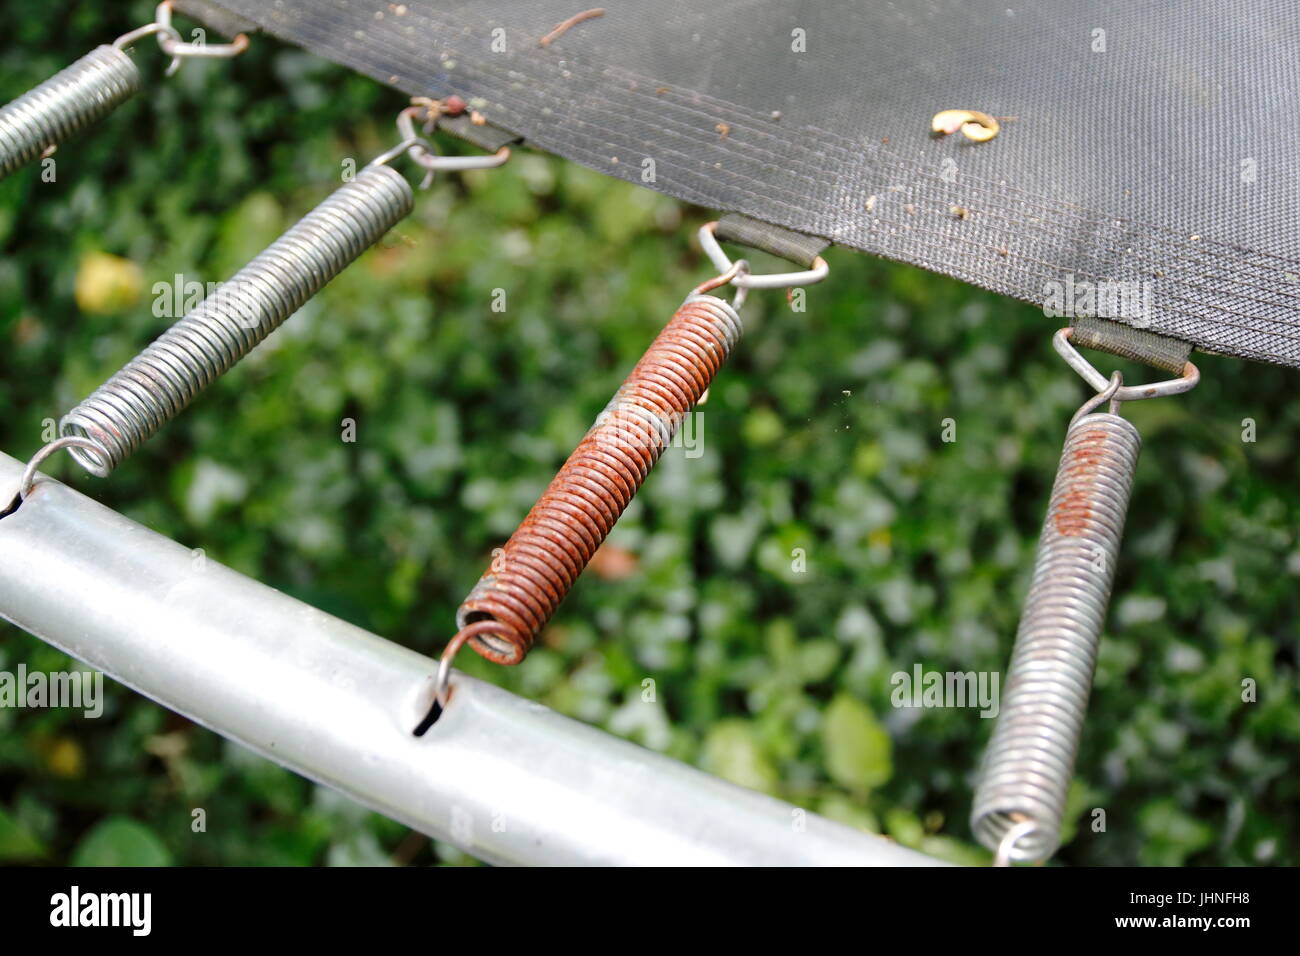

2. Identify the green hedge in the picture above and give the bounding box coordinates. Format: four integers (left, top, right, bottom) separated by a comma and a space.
0, 1, 1295, 866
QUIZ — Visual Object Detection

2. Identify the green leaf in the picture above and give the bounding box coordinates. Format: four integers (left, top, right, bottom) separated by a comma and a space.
796, 639, 842, 684
71, 818, 173, 867
701, 719, 778, 794
918, 835, 990, 867
1138, 799, 1216, 867
815, 793, 880, 834
326, 831, 395, 867
885, 807, 925, 847
0, 806, 46, 862
822, 694, 893, 791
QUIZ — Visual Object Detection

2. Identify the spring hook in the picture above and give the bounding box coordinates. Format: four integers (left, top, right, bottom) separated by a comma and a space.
371, 103, 511, 190
152, 1, 250, 77
971, 331, 1199, 863
0, 3, 247, 180
56, 165, 414, 477
698, 220, 828, 290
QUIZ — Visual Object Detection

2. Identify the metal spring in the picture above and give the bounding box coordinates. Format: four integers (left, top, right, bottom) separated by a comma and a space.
456, 293, 744, 664
0, 45, 141, 180
971, 411, 1141, 862
60, 164, 414, 476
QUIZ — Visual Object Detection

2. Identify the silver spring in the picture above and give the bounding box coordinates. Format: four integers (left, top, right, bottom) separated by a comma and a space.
971, 411, 1141, 862
60, 165, 415, 476
0, 45, 141, 180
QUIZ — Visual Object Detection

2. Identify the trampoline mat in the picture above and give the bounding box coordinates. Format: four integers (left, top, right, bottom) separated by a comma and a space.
178, 1, 1300, 368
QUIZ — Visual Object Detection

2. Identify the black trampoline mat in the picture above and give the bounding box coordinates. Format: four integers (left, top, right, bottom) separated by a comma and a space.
179, 1, 1300, 367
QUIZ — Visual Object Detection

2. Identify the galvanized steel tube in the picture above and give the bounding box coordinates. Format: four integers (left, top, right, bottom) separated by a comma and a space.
0, 453, 943, 866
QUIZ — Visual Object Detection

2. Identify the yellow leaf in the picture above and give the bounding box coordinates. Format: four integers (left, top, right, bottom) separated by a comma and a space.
75, 251, 142, 314
45, 737, 84, 779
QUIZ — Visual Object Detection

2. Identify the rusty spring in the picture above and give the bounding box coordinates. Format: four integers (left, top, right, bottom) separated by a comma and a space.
971, 407, 1141, 862
60, 165, 414, 476
455, 292, 744, 664
0, 45, 141, 180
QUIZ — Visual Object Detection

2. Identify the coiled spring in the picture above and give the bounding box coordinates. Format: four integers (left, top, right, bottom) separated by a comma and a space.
60, 165, 414, 476
971, 410, 1141, 862
456, 293, 744, 664
0, 45, 141, 180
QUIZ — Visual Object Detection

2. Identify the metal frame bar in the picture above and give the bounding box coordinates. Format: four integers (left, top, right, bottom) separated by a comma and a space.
0, 453, 943, 866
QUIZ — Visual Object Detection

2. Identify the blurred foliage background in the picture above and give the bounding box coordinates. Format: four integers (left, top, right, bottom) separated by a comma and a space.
1, 2, 1297, 867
